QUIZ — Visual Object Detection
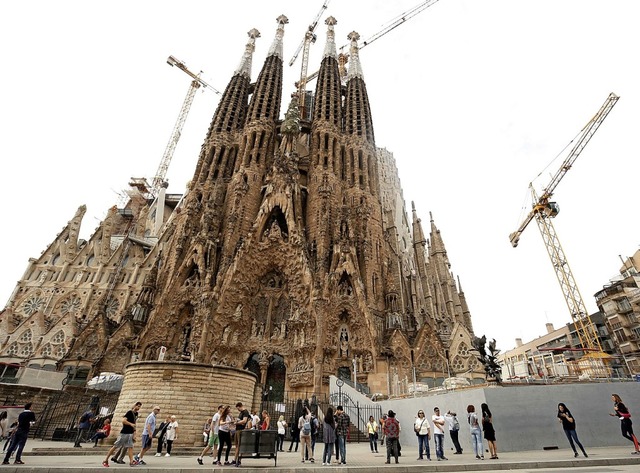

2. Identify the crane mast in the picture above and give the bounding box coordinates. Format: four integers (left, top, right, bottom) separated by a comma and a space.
509, 92, 619, 356
289, 0, 330, 120
150, 56, 220, 197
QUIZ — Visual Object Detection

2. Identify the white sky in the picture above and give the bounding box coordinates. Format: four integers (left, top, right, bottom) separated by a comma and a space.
1, 0, 638, 352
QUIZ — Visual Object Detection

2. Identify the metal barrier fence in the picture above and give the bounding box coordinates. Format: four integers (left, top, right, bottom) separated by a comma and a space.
32, 389, 120, 441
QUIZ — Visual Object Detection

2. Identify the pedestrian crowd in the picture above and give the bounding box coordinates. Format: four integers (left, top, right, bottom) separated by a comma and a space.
0, 392, 638, 467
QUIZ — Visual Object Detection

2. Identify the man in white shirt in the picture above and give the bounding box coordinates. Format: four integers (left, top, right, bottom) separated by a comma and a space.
431, 407, 447, 461
197, 405, 223, 465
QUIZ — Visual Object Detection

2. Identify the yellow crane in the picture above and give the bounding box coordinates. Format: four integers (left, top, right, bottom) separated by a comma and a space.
509, 92, 619, 359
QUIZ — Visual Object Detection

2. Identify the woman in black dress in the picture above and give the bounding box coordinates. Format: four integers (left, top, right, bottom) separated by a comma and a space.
557, 403, 587, 457
610, 394, 640, 454
481, 403, 498, 459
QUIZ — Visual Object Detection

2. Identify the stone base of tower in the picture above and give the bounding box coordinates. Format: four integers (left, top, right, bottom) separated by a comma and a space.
113, 362, 258, 446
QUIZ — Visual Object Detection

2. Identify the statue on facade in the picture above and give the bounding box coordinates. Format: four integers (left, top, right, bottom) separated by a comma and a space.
471, 335, 502, 384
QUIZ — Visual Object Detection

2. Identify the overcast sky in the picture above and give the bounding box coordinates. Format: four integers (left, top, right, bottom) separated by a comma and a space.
1, 0, 638, 352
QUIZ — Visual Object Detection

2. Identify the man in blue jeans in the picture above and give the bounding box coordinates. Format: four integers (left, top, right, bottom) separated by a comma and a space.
335, 406, 350, 465
432, 407, 448, 461
3, 402, 36, 465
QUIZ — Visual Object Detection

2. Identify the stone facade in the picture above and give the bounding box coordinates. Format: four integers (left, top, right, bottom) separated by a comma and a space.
0, 15, 483, 398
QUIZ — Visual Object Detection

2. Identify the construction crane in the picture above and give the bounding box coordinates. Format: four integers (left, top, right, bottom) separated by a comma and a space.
289, 0, 331, 119
149, 56, 220, 197
303, 0, 441, 85
509, 92, 619, 357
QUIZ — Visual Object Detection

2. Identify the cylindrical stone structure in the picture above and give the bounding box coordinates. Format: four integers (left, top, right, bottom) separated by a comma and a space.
112, 361, 258, 446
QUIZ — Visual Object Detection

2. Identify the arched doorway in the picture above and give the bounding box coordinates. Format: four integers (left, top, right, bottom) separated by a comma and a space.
244, 353, 261, 379
265, 354, 286, 402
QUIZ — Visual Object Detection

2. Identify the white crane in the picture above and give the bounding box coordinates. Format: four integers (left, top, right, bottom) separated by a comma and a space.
149, 56, 220, 197
289, 0, 331, 119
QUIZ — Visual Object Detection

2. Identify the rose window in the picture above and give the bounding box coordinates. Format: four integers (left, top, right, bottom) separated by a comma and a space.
60, 296, 82, 315
105, 298, 120, 318
23, 296, 44, 316
41, 344, 52, 356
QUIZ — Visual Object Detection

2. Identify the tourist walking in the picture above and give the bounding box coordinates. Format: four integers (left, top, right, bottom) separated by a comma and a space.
366, 415, 379, 453
445, 409, 463, 454
335, 405, 350, 465
299, 406, 313, 463
2, 402, 36, 466
414, 409, 430, 460
481, 403, 498, 459
383, 410, 400, 464
135, 405, 160, 464
467, 405, 484, 460
154, 414, 171, 457
90, 417, 111, 447
164, 415, 179, 457
216, 406, 234, 465
73, 406, 96, 447
322, 407, 336, 465
432, 407, 448, 460
102, 401, 142, 467
198, 405, 223, 465
557, 402, 587, 457
610, 394, 640, 454
202, 417, 212, 445
276, 415, 287, 452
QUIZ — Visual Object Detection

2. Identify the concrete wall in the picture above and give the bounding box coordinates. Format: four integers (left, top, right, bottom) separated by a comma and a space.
378, 382, 640, 453
115, 361, 258, 446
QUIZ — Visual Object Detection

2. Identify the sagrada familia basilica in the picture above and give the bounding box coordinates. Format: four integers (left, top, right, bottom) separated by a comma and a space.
0, 15, 483, 398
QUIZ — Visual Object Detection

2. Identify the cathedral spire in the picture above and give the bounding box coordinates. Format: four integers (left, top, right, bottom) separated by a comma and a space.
267, 14, 288, 60
411, 201, 426, 245
312, 16, 342, 128
234, 28, 260, 79
323, 16, 338, 59
193, 29, 258, 184
344, 31, 375, 144
346, 31, 364, 81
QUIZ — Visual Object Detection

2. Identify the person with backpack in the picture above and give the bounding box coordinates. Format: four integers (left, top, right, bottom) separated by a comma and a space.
73, 407, 96, 447
445, 410, 463, 454
298, 406, 314, 463
383, 410, 400, 464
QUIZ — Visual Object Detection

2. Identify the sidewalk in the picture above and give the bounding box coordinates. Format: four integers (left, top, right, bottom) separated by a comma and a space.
2, 439, 639, 472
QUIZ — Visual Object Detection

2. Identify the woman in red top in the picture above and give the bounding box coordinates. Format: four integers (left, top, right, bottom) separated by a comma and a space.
261, 411, 270, 430
91, 417, 111, 447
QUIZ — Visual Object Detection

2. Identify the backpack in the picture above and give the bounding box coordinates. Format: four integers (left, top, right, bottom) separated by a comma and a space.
385, 417, 399, 439
452, 416, 460, 431
302, 417, 311, 435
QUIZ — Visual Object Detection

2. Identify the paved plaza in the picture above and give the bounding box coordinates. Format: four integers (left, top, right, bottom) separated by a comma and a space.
2, 439, 640, 472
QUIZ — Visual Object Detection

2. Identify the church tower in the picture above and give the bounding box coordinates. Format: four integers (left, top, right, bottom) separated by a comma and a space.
0, 15, 483, 398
